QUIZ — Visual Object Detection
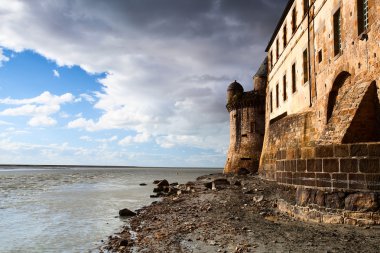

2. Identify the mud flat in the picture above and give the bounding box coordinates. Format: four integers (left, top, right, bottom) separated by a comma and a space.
102, 173, 380, 253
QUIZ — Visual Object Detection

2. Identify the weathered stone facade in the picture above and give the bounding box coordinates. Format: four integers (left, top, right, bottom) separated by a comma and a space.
225, 0, 380, 222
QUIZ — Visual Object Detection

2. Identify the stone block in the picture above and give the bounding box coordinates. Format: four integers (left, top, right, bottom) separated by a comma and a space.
307, 159, 322, 172
297, 159, 307, 172
316, 145, 334, 158
301, 147, 315, 159
286, 149, 296, 160
315, 191, 325, 206
315, 173, 332, 188
323, 159, 339, 173
296, 188, 314, 206
348, 173, 367, 190
359, 158, 380, 173
368, 144, 380, 157
334, 145, 350, 157
325, 192, 346, 209
344, 218, 357, 225
332, 173, 348, 189
340, 158, 359, 173
276, 160, 284, 171
350, 144, 369, 157
344, 211, 373, 220
365, 174, 380, 191
322, 214, 344, 224
344, 193, 379, 211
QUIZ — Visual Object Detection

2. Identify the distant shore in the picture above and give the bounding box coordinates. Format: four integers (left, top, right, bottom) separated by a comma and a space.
102, 173, 380, 253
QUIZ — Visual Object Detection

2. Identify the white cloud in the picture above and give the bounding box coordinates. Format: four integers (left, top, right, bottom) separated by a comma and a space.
53, 69, 60, 77
119, 132, 150, 146
80, 93, 95, 103
0, 48, 9, 66
0, 91, 75, 127
80, 135, 92, 141
28, 115, 57, 127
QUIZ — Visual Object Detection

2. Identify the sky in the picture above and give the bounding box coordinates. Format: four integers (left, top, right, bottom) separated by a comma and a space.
0, 0, 288, 167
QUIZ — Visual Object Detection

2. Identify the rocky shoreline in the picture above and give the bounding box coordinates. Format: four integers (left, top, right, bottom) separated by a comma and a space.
101, 173, 380, 253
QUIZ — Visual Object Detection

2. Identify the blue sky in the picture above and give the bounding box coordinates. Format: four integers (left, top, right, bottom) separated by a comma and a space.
0, 0, 286, 167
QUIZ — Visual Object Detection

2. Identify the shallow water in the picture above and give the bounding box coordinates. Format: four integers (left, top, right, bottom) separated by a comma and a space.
0, 167, 220, 253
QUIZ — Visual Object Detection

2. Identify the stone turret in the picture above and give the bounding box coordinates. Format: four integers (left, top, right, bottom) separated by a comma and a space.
224, 77, 266, 174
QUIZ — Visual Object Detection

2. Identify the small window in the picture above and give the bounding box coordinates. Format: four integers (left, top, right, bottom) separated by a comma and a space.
283, 24, 287, 48
283, 74, 287, 101
270, 91, 273, 112
270, 51, 273, 68
276, 39, 279, 60
303, 49, 308, 84
276, 84, 279, 108
357, 0, 369, 35
333, 8, 342, 56
303, 0, 309, 17
318, 50, 323, 63
292, 8, 297, 34
292, 63, 297, 93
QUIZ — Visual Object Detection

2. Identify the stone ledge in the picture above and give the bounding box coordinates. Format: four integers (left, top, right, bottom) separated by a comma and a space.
277, 199, 380, 225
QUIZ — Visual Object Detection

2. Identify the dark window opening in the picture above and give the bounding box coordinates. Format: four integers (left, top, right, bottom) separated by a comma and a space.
276, 39, 279, 60
240, 158, 252, 161
270, 51, 273, 68
357, 0, 369, 35
318, 50, 323, 63
333, 8, 342, 56
292, 8, 297, 34
283, 74, 287, 101
241, 134, 248, 137
270, 91, 273, 112
283, 24, 287, 48
292, 63, 297, 93
303, 0, 309, 17
276, 84, 279, 108
303, 49, 308, 84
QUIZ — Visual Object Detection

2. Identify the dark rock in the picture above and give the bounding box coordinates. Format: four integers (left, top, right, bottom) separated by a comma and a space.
345, 193, 379, 211
204, 182, 213, 189
244, 189, 254, 194
157, 179, 169, 187
119, 239, 129, 246
139, 183, 147, 186
315, 191, 325, 206
170, 182, 179, 186
213, 178, 230, 186
153, 180, 161, 184
234, 181, 242, 186
153, 187, 161, 193
237, 168, 250, 175
150, 194, 160, 198
325, 192, 346, 209
119, 208, 136, 217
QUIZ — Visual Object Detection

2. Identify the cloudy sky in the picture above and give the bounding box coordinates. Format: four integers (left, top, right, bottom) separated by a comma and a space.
0, 0, 287, 167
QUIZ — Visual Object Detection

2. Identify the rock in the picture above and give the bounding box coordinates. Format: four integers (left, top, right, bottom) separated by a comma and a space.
234, 181, 242, 186
119, 208, 136, 217
253, 195, 264, 203
139, 183, 147, 186
244, 189, 254, 194
345, 193, 379, 211
153, 180, 161, 184
157, 179, 169, 188
119, 239, 129, 246
237, 168, 250, 175
204, 182, 213, 189
170, 182, 179, 186
325, 192, 346, 209
150, 194, 160, 198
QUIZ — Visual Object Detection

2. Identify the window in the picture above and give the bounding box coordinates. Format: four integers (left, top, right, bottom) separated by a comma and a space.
333, 8, 342, 56
292, 8, 297, 34
303, 0, 309, 17
276, 84, 279, 108
357, 0, 369, 35
303, 49, 308, 84
276, 39, 279, 60
283, 74, 287, 101
292, 63, 297, 93
270, 91, 273, 112
318, 50, 323, 63
283, 24, 287, 48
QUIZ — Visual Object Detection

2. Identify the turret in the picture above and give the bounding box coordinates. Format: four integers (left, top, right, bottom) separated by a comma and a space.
227, 80, 244, 103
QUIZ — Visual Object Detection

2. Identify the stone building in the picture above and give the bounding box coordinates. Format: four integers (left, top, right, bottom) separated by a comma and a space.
225, 0, 380, 224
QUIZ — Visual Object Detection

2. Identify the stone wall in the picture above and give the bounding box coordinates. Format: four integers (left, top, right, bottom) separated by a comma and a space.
275, 143, 380, 191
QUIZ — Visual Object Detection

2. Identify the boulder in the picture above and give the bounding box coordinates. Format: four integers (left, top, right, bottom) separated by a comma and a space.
157, 179, 169, 188
325, 192, 346, 209
119, 208, 136, 217
345, 193, 379, 211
